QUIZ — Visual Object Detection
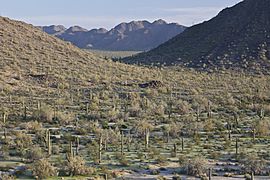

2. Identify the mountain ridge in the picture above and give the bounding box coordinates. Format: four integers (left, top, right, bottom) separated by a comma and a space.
38, 20, 186, 51
123, 0, 270, 72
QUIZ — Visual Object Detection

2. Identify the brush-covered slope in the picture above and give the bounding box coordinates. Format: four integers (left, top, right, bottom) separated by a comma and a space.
0, 17, 157, 93
39, 20, 186, 51
123, 0, 270, 71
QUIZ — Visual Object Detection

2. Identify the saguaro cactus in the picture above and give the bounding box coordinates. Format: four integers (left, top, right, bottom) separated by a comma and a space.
207, 101, 212, 118
69, 141, 74, 158
252, 128, 256, 142
86, 103, 89, 115
181, 137, 184, 151
3, 112, 7, 124
24, 106, 27, 120
227, 122, 232, 141
259, 108, 265, 120
3, 112, 8, 140
46, 129, 52, 155
235, 137, 239, 158
208, 168, 212, 180
98, 134, 102, 164
251, 171, 254, 180
37, 101, 41, 111
196, 106, 200, 121
66, 140, 74, 162
121, 130, 124, 156
145, 128, 150, 150
127, 129, 131, 152
233, 112, 239, 127
75, 137, 80, 155
173, 143, 177, 157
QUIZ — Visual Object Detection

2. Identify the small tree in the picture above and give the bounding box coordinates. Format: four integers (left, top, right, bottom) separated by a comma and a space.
31, 158, 57, 179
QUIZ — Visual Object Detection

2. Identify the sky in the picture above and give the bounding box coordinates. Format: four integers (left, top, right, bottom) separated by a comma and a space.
0, 0, 243, 30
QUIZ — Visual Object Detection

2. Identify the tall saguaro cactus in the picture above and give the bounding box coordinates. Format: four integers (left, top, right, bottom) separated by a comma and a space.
121, 130, 124, 156
46, 129, 52, 156
145, 128, 150, 150
86, 103, 89, 115
227, 122, 232, 141
98, 134, 103, 164
259, 108, 265, 120
208, 168, 212, 180
207, 101, 212, 118
24, 106, 27, 120
66, 141, 74, 162
235, 137, 239, 158
3, 112, 7, 140
75, 137, 80, 155
3, 112, 7, 124
127, 129, 131, 152
181, 137, 184, 151
173, 143, 177, 157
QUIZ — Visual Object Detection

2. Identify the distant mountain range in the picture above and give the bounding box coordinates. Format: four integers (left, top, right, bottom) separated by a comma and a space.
123, 0, 270, 71
38, 20, 186, 51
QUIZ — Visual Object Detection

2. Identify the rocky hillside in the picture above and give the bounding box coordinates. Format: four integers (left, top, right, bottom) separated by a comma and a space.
39, 20, 186, 51
0, 16, 158, 93
123, 0, 270, 71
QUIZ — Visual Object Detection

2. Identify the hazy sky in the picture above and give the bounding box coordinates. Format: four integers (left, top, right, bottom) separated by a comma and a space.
1, 0, 242, 29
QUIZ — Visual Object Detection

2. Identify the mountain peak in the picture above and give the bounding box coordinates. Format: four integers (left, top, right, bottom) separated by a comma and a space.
67, 26, 88, 33
153, 19, 167, 25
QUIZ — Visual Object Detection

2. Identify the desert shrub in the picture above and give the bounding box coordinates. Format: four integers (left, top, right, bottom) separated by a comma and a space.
156, 154, 166, 164
0, 144, 9, 160
23, 121, 42, 133
13, 131, 32, 154
176, 100, 191, 115
66, 156, 95, 176
240, 153, 267, 175
25, 145, 44, 162
255, 119, 270, 137
0, 174, 15, 180
54, 111, 74, 125
149, 147, 160, 159
157, 176, 167, 180
129, 106, 143, 117
209, 151, 221, 160
87, 141, 100, 163
137, 151, 145, 161
153, 104, 165, 116
150, 169, 160, 175
179, 155, 188, 167
52, 145, 60, 155
33, 105, 53, 123
115, 153, 129, 166
184, 157, 208, 176
31, 158, 57, 179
